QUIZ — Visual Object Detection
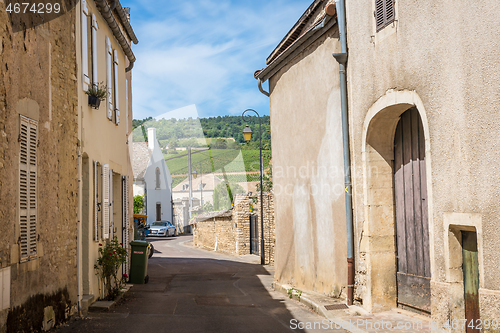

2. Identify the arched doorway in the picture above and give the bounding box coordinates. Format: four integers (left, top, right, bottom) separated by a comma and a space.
393, 107, 431, 313
361, 90, 434, 313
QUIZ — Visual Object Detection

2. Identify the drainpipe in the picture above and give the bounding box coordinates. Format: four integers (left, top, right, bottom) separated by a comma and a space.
258, 78, 269, 97
331, 0, 354, 306
77, 146, 82, 315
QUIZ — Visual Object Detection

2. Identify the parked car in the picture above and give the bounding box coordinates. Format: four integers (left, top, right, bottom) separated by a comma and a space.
148, 221, 176, 237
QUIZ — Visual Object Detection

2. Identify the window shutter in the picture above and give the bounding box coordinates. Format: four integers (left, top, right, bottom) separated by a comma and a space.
19, 116, 37, 261
109, 169, 114, 239
28, 120, 37, 257
91, 14, 98, 86
81, 0, 90, 90
375, 0, 395, 32
106, 37, 113, 120
102, 163, 110, 239
94, 160, 99, 241
113, 50, 120, 125
122, 175, 129, 276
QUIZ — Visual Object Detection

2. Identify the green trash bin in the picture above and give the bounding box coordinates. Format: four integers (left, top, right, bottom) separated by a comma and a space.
129, 240, 150, 284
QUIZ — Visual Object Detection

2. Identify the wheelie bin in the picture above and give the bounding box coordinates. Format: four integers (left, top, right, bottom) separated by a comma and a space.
129, 240, 150, 284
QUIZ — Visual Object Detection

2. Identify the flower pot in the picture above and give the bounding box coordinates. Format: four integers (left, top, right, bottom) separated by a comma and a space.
88, 95, 101, 109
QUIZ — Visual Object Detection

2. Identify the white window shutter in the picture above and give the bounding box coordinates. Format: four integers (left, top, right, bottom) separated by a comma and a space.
125, 79, 129, 135
91, 14, 98, 86
94, 160, 99, 241
122, 175, 129, 276
19, 116, 37, 261
102, 163, 110, 239
106, 37, 113, 120
113, 50, 120, 125
28, 119, 38, 257
81, 0, 90, 90
109, 169, 114, 240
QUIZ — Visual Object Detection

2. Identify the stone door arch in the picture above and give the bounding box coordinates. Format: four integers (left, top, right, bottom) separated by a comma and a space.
361, 90, 434, 312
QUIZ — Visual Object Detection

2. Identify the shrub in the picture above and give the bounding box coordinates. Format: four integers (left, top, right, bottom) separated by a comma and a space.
94, 238, 128, 300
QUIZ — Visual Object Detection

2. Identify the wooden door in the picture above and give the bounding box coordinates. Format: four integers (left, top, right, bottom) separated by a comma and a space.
462, 231, 480, 333
156, 203, 161, 221
394, 108, 431, 313
250, 215, 259, 255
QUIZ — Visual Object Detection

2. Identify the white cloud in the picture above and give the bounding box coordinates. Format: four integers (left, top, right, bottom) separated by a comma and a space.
126, 0, 312, 119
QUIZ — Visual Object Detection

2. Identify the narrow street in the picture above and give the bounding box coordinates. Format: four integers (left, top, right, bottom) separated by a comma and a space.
55, 236, 346, 333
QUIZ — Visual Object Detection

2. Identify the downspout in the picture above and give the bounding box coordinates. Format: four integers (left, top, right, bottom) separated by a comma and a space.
258, 78, 269, 97
77, 146, 82, 315
331, 0, 355, 306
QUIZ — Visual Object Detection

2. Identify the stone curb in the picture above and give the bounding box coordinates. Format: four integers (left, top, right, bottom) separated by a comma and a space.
273, 281, 369, 333
88, 284, 133, 312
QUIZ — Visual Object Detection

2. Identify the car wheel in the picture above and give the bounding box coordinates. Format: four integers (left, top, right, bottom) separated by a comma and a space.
173, 230, 177, 237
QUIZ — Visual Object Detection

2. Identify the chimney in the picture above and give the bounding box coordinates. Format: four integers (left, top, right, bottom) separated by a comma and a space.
148, 128, 156, 150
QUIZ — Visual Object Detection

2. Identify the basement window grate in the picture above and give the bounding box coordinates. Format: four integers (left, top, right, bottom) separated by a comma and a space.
324, 304, 349, 311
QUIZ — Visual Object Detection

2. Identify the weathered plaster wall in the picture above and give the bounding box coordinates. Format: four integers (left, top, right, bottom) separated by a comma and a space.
76, 0, 134, 302
346, 0, 500, 326
0, 4, 79, 332
268, 29, 346, 297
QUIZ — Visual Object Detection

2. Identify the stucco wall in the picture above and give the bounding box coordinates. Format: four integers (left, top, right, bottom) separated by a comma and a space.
76, 0, 134, 302
143, 133, 173, 225
268, 28, 346, 297
0, 4, 79, 332
346, 0, 500, 326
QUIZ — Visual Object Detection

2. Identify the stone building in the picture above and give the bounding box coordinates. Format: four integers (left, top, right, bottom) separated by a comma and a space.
256, 0, 500, 330
0, 3, 80, 332
76, 0, 137, 306
255, 0, 347, 298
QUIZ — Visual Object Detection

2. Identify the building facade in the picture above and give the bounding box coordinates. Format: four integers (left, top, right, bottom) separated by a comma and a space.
255, 0, 347, 298
257, 0, 500, 330
76, 0, 137, 305
132, 128, 173, 226
346, 0, 500, 327
0, 4, 79, 332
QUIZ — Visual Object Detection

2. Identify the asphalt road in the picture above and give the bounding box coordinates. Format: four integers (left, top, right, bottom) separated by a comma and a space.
55, 235, 346, 333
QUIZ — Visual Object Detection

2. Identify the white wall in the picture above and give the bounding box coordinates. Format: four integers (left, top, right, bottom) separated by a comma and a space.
144, 128, 173, 225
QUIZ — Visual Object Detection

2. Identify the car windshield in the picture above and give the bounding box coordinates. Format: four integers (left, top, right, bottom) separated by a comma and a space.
151, 222, 166, 226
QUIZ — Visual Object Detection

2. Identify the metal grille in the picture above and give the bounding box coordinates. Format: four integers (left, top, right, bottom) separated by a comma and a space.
324, 304, 348, 311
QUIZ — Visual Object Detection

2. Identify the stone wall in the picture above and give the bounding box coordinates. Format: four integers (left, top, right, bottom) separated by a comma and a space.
0, 5, 79, 332
193, 193, 275, 265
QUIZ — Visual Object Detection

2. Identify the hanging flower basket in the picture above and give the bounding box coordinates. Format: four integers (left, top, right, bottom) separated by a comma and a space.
85, 82, 107, 110
88, 95, 101, 109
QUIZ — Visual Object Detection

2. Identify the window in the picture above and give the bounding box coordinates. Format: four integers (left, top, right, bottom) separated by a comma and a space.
155, 167, 161, 189
19, 115, 38, 261
102, 163, 110, 239
81, 0, 90, 90
113, 50, 120, 125
106, 37, 113, 120
94, 160, 99, 241
375, 0, 395, 32
91, 14, 98, 86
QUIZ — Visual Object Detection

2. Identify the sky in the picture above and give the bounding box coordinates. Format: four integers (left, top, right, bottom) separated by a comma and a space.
125, 0, 313, 120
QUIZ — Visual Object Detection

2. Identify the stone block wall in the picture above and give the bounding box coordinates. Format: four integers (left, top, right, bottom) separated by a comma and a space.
193, 193, 275, 265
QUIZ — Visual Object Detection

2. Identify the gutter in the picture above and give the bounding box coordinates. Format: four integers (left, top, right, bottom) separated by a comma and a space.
331, 0, 355, 306
95, 0, 137, 72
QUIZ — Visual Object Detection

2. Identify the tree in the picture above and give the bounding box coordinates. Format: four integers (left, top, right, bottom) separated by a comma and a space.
134, 195, 145, 214
213, 181, 245, 211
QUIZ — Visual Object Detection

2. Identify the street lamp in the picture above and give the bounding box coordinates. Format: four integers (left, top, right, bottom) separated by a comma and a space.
242, 109, 265, 265
192, 164, 203, 207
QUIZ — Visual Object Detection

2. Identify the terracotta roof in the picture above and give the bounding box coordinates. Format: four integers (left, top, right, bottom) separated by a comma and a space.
132, 142, 152, 179
173, 174, 224, 192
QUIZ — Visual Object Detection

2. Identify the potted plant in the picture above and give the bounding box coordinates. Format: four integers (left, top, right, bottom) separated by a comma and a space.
86, 82, 107, 109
